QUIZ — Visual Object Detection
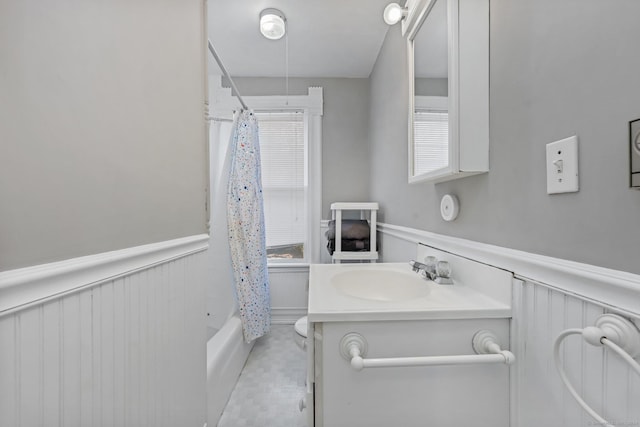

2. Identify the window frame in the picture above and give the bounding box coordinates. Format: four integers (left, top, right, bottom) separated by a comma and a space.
255, 109, 307, 263
211, 81, 323, 266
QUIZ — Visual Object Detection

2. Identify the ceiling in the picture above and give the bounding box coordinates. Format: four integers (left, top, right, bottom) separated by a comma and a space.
207, 0, 393, 78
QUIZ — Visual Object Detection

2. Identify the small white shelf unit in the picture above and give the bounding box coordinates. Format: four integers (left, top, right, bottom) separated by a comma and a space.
330, 202, 379, 263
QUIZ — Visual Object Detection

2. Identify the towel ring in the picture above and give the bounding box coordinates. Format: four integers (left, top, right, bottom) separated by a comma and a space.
554, 314, 640, 427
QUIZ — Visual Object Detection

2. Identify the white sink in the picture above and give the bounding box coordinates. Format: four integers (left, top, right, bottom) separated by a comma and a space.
331, 269, 430, 302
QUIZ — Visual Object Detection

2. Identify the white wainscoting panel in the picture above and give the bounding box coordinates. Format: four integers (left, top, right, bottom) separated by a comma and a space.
268, 265, 309, 324
512, 280, 640, 427
378, 222, 640, 427
377, 227, 417, 263
0, 240, 208, 427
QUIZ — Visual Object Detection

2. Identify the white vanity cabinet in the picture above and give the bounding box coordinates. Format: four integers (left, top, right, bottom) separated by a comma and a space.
306, 246, 514, 427
313, 318, 510, 427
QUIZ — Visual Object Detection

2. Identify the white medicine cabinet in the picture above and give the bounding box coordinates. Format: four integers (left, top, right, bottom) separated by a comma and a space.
405, 0, 489, 183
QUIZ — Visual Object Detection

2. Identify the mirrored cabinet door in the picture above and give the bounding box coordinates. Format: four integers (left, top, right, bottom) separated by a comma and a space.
406, 0, 489, 184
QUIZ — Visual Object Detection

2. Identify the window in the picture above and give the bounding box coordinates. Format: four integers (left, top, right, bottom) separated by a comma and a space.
211, 82, 323, 264
256, 111, 307, 261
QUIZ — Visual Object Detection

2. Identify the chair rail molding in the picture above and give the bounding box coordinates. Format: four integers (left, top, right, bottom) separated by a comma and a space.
0, 234, 209, 316
378, 223, 640, 316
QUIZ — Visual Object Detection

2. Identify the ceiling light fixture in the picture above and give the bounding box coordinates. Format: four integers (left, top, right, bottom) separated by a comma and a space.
260, 8, 287, 40
383, 3, 407, 25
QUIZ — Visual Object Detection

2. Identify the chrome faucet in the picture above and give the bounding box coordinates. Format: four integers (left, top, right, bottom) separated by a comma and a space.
409, 256, 453, 284
409, 258, 436, 279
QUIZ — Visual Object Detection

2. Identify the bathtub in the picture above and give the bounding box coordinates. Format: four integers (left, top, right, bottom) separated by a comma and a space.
207, 314, 254, 427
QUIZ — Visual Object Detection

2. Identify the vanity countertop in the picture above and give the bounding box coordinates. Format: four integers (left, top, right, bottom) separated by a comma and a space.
307, 262, 512, 322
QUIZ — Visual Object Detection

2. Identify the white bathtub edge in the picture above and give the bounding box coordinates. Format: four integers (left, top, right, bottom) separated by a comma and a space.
207, 315, 254, 427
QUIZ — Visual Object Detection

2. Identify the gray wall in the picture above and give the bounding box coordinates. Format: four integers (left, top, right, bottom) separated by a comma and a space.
0, 1, 208, 271
229, 77, 371, 218
415, 78, 448, 97
370, 0, 640, 274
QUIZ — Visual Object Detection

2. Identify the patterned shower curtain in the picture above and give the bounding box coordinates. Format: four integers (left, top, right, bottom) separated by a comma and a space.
227, 110, 271, 342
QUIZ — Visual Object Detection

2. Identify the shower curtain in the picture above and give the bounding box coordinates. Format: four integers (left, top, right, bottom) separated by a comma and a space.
227, 110, 271, 342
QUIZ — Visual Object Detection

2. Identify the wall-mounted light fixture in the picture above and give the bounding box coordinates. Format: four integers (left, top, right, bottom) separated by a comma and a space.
260, 8, 287, 40
383, 2, 408, 25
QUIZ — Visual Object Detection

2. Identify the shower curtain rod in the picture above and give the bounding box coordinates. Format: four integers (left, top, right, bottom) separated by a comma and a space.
207, 39, 249, 111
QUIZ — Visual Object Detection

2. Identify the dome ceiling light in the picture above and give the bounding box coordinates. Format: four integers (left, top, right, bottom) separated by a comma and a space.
260, 8, 287, 40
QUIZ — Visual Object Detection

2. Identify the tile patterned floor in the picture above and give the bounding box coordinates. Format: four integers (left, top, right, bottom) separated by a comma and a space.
217, 324, 307, 427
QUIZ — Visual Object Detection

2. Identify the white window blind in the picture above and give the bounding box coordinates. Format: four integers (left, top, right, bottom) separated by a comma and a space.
256, 111, 306, 259
413, 109, 449, 175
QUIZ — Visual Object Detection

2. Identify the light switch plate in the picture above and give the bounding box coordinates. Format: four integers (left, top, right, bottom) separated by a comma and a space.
546, 135, 579, 194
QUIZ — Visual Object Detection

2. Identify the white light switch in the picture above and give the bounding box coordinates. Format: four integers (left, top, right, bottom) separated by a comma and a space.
546, 135, 579, 194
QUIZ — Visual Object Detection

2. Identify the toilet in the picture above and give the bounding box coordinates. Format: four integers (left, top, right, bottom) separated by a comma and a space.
293, 315, 308, 350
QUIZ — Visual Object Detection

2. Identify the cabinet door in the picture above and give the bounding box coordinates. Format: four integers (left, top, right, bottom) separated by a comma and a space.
317, 319, 510, 427
407, 0, 489, 183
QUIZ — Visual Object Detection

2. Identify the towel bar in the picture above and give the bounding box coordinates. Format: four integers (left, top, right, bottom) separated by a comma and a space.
339, 330, 515, 371
554, 314, 640, 427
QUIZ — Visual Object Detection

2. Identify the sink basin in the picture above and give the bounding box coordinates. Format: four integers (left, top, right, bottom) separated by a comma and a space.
331, 269, 430, 302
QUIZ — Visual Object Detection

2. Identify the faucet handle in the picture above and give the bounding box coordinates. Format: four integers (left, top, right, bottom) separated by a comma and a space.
435, 260, 451, 277
434, 260, 453, 285
423, 256, 438, 277
424, 256, 438, 268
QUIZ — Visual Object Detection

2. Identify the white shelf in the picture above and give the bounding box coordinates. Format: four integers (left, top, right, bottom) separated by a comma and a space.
330, 202, 379, 211
331, 252, 379, 261
330, 203, 379, 263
